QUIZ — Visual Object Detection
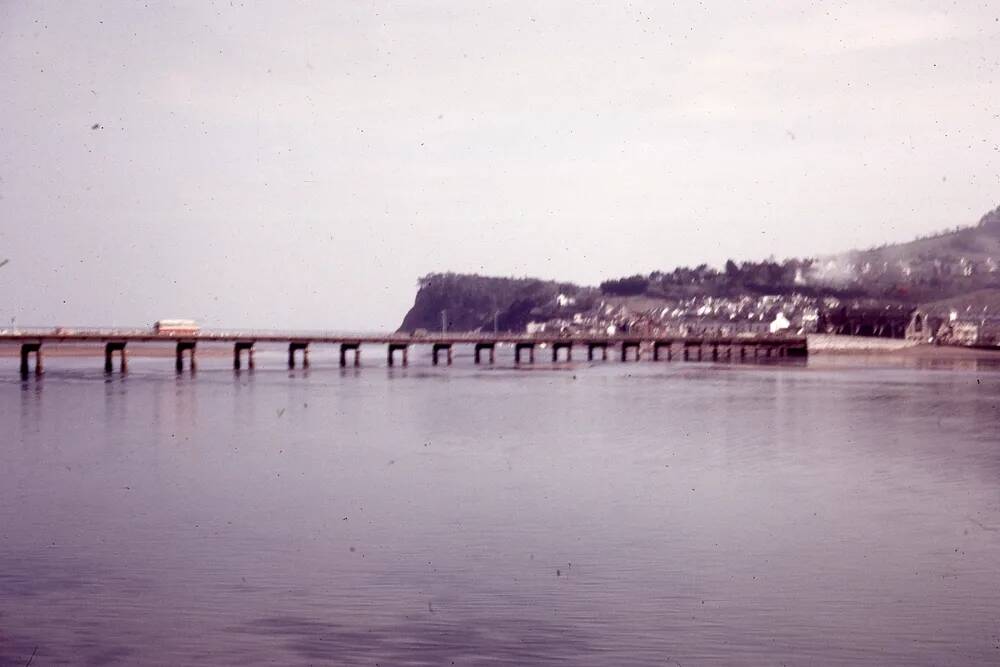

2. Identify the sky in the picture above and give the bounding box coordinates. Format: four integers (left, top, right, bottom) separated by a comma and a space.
1, 1, 998, 330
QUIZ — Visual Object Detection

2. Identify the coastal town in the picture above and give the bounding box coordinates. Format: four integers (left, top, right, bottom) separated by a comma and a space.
522, 291, 1000, 349
399, 207, 1000, 351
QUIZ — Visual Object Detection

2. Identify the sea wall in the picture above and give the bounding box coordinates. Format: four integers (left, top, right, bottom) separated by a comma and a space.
807, 334, 919, 353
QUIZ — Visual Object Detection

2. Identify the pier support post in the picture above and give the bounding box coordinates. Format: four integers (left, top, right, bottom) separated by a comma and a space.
621, 341, 640, 362
787, 341, 808, 358
432, 343, 453, 366
587, 342, 608, 361
20, 343, 42, 377
340, 343, 360, 367
552, 342, 572, 363
104, 342, 127, 373
682, 341, 704, 361
387, 343, 408, 367
288, 342, 309, 369
653, 341, 672, 362
175, 341, 196, 373
515, 342, 535, 364
474, 342, 495, 365
234, 342, 255, 370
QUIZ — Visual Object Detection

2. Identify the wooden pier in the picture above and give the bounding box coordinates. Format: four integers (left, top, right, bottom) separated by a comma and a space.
1, 328, 808, 377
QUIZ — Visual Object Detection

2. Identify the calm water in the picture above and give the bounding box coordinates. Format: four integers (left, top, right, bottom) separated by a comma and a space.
2, 349, 1000, 665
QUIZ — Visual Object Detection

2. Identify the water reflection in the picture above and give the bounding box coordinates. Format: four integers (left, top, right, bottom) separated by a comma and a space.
1, 360, 1000, 664
236, 614, 594, 665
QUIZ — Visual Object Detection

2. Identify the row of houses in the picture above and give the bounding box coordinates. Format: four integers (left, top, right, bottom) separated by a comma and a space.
534, 291, 1000, 348
528, 301, 806, 338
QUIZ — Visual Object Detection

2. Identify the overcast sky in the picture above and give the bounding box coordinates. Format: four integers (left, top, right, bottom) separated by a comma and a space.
1, 1, 998, 329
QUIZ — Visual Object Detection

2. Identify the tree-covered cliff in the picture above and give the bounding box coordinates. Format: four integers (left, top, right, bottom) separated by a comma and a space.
397, 273, 596, 333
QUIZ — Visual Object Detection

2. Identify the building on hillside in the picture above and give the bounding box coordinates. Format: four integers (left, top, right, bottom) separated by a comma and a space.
940, 319, 983, 346
800, 307, 820, 333
769, 312, 791, 334
905, 310, 945, 343
934, 315, 1000, 346
819, 305, 911, 338
979, 318, 1000, 346
671, 317, 770, 337
556, 293, 576, 307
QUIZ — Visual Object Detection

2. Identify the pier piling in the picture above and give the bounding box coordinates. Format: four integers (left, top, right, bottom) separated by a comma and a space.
474, 342, 496, 364
653, 341, 673, 361
514, 342, 535, 364
19, 343, 42, 377
621, 341, 641, 362
288, 342, 309, 369
340, 343, 361, 367
175, 341, 196, 373
104, 342, 127, 373
552, 342, 572, 363
4, 330, 808, 373
587, 342, 608, 361
387, 343, 409, 367
234, 342, 255, 370
432, 343, 453, 366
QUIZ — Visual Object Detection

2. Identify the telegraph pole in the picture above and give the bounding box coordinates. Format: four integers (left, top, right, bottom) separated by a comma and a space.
441, 309, 447, 334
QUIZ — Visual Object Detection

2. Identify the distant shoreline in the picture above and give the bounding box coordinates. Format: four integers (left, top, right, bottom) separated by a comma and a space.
813, 343, 1000, 359
807, 334, 1000, 358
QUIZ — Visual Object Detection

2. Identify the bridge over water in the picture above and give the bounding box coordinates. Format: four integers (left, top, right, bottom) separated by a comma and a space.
1, 328, 808, 377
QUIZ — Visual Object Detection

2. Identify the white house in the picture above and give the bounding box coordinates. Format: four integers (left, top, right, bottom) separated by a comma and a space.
769, 312, 791, 334
556, 293, 576, 307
